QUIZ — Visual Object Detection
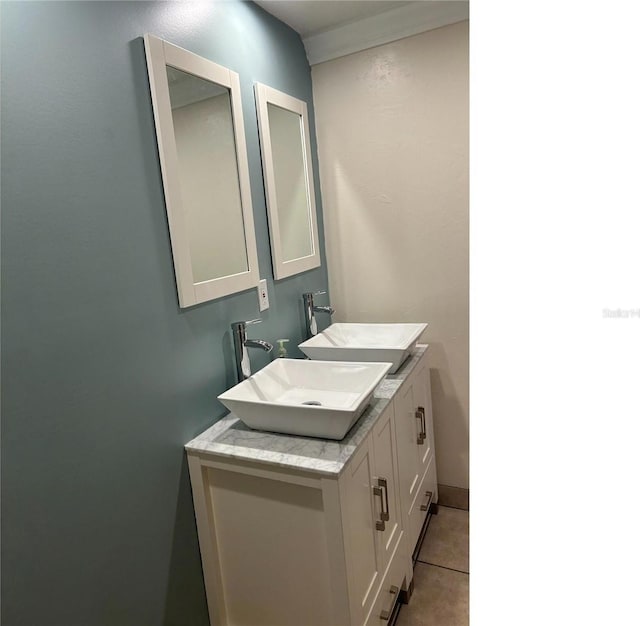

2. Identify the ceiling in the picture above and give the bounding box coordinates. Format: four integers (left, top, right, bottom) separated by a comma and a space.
253, 1, 415, 38
253, 0, 469, 65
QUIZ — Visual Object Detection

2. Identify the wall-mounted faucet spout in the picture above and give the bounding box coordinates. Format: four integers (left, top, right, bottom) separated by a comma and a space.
303, 291, 335, 339
231, 319, 273, 383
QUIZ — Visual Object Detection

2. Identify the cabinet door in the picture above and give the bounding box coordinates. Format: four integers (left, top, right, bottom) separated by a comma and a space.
393, 377, 422, 529
412, 358, 433, 471
341, 438, 383, 625
370, 402, 402, 573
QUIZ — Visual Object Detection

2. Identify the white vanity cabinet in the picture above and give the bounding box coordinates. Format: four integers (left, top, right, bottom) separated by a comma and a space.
186, 346, 436, 626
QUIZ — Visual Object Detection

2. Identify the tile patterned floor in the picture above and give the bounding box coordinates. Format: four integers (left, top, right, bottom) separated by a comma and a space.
417, 506, 469, 573
396, 505, 469, 626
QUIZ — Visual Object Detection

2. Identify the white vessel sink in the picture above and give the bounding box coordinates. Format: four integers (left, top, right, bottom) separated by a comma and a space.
218, 359, 392, 440
298, 323, 427, 374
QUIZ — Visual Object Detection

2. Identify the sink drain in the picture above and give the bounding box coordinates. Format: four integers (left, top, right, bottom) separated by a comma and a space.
302, 400, 322, 406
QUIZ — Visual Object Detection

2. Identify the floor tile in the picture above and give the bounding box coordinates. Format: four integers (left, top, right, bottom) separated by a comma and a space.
418, 506, 469, 573
437, 485, 469, 510
396, 563, 469, 626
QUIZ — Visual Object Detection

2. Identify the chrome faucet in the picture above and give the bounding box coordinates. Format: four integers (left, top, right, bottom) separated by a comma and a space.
303, 291, 335, 339
231, 319, 273, 383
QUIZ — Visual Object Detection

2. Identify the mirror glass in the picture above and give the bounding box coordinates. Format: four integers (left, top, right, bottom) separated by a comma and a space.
255, 83, 321, 280
266, 103, 313, 261
166, 67, 248, 282
144, 35, 260, 307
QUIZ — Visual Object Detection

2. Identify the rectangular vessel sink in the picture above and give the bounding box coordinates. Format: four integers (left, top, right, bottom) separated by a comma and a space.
298, 323, 427, 374
218, 359, 392, 440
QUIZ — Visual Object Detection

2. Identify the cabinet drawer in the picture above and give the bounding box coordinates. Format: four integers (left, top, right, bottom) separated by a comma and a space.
407, 455, 437, 554
364, 532, 405, 626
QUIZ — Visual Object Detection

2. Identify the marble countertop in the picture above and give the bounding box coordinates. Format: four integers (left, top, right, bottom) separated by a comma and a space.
185, 345, 427, 478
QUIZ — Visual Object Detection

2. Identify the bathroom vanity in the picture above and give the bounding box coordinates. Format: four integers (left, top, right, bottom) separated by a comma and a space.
186, 346, 437, 626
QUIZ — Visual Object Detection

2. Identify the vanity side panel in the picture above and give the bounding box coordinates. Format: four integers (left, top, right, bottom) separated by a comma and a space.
187, 453, 228, 626
320, 477, 353, 625
422, 351, 439, 504
206, 466, 335, 626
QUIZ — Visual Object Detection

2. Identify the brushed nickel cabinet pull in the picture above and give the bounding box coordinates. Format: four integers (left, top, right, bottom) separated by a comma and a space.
378, 477, 390, 522
417, 406, 427, 443
415, 409, 425, 445
380, 586, 399, 620
373, 484, 386, 531
420, 490, 434, 512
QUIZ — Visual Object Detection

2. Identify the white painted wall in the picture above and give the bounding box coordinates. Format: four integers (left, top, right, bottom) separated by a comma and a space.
312, 21, 469, 488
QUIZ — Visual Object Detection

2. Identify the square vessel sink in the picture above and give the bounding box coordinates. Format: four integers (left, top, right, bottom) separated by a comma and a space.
218, 359, 392, 440
298, 323, 427, 374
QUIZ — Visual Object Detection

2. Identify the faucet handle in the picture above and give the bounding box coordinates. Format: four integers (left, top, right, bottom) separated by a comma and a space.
231, 318, 261, 327
303, 290, 326, 297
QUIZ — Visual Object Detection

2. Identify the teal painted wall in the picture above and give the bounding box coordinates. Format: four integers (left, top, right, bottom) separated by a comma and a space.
1, 2, 329, 624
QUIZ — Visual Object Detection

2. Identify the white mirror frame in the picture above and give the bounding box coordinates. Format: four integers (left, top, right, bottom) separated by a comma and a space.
144, 34, 260, 307
255, 83, 321, 280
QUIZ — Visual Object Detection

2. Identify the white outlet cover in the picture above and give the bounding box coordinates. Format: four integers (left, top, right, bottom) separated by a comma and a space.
258, 279, 269, 311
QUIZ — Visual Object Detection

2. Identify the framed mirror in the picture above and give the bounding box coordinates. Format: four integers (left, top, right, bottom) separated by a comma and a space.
255, 83, 321, 280
144, 35, 260, 307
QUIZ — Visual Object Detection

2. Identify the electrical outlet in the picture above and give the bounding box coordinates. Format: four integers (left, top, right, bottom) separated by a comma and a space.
258, 279, 269, 311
